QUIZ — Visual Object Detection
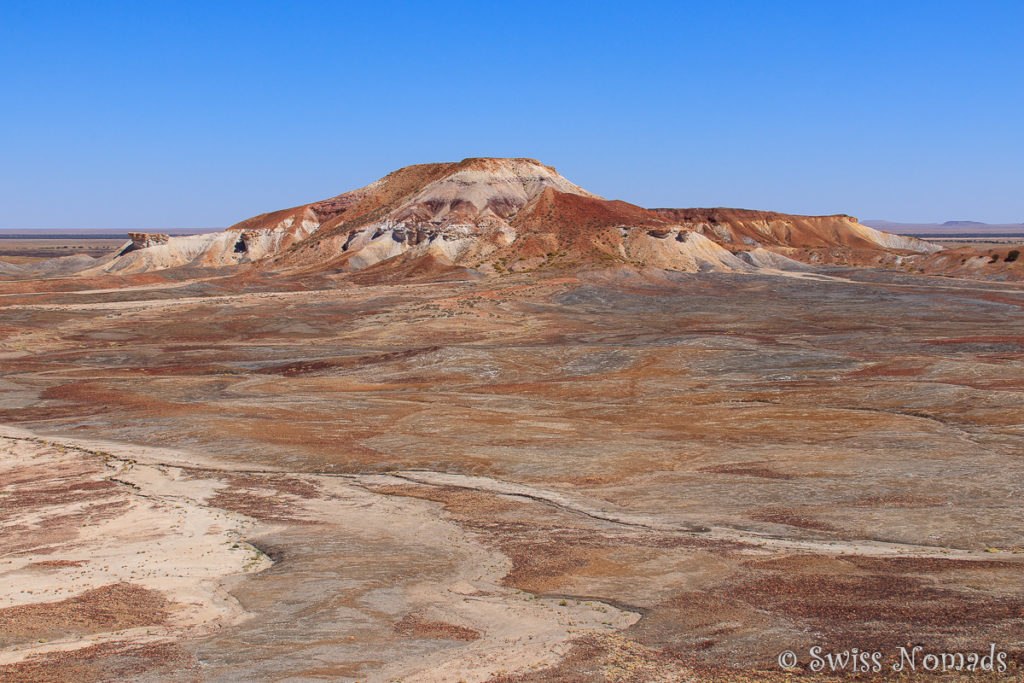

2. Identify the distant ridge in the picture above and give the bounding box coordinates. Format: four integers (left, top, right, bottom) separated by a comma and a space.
864, 219, 1024, 236
0, 228, 222, 237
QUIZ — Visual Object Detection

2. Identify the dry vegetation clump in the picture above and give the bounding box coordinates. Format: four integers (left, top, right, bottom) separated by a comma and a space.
0, 640, 197, 682
393, 614, 481, 641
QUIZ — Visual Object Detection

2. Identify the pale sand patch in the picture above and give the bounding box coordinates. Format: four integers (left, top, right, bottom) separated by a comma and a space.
0, 428, 271, 665
295, 476, 641, 682
0, 427, 642, 681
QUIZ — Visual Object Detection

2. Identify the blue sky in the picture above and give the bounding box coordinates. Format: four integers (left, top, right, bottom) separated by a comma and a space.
1, 0, 1021, 228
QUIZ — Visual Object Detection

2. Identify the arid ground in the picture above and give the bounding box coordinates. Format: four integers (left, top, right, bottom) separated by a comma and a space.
0, 239, 125, 264
1, 263, 1023, 681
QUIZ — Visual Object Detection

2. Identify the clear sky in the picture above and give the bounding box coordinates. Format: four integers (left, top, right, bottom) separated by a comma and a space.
2, 0, 1021, 228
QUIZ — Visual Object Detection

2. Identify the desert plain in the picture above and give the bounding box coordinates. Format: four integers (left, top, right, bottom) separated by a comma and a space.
0, 259, 1022, 681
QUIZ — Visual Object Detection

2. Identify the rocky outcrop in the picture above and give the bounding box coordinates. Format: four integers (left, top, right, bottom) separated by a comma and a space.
94, 215, 321, 275
124, 233, 170, 252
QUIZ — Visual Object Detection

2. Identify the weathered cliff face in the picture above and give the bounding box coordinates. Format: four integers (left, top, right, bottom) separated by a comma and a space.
125, 233, 170, 251
87, 158, 942, 277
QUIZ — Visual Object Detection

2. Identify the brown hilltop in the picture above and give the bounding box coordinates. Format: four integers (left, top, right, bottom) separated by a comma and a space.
236, 158, 576, 238
224, 161, 474, 236
310, 157, 597, 237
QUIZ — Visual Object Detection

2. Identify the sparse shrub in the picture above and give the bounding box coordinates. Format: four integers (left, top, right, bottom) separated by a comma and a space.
1006, 249, 1020, 263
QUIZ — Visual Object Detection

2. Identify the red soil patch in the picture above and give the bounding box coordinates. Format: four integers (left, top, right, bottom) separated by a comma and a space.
848, 363, 928, 378
199, 473, 321, 523
699, 463, 796, 480
0, 474, 120, 514
394, 614, 481, 641
750, 507, 838, 532
0, 583, 169, 647
0, 640, 196, 682
39, 381, 192, 415
29, 559, 85, 569
255, 345, 441, 377
730, 555, 1024, 652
